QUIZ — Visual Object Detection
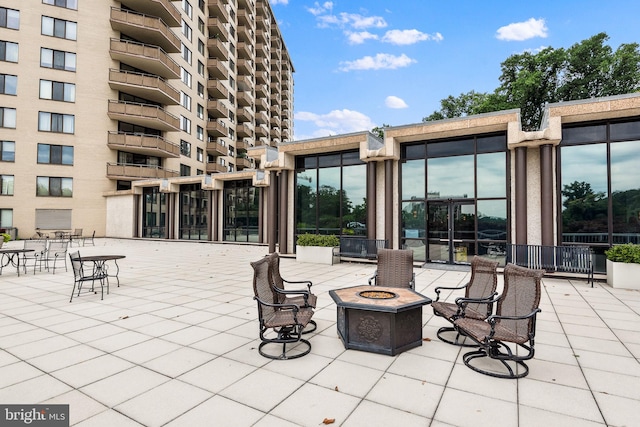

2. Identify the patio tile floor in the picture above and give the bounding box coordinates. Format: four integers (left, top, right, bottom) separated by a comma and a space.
0, 238, 639, 426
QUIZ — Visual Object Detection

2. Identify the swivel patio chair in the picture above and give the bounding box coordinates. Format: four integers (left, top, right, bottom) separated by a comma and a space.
454, 263, 544, 379
251, 256, 315, 360
432, 256, 499, 346
69, 251, 108, 302
266, 252, 317, 333
368, 248, 415, 289
44, 240, 69, 274
22, 240, 47, 274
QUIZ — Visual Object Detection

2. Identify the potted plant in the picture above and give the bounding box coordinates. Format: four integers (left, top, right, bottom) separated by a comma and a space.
605, 243, 640, 289
0, 232, 10, 249
296, 233, 340, 265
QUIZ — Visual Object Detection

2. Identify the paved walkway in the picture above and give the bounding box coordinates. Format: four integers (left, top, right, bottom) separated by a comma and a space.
0, 239, 638, 426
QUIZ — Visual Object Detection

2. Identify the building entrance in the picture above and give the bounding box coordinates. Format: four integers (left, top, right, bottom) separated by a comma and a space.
427, 200, 476, 264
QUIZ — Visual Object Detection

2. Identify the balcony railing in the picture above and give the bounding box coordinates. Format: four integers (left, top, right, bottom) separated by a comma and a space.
206, 79, 229, 99
106, 162, 179, 180
107, 131, 180, 157
208, 1, 229, 23
119, 0, 181, 27
206, 58, 229, 79
109, 38, 180, 80
108, 69, 179, 105
207, 37, 229, 60
110, 7, 180, 53
206, 99, 229, 118
206, 140, 227, 156
206, 162, 227, 174
107, 100, 179, 131
207, 17, 229, 42
206, 120, 227, 137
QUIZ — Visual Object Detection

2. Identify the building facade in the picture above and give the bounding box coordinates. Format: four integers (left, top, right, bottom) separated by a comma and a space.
0, 0, 293, 239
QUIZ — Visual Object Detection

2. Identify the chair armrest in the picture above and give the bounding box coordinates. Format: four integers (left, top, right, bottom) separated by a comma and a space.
487, 308, 541, 324
253, 296, 301, 311
433, 281, 469, 302
282, 278, 313, 290
455, 292, 499, 316
368, 271, 378, 286
410, 273, 416, 290
272, 286, 312, 297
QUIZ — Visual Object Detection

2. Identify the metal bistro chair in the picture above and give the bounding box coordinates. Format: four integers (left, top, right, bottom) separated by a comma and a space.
70, 228, 83, 247
454, 263, 544, 379
251, 256, 314, 360
431, 256, 499, 346
368, 248, 415, 289
83, 230, 96, 246
69, 251, 108, 302
44, 240, 69, 274
22, 240, 47, 274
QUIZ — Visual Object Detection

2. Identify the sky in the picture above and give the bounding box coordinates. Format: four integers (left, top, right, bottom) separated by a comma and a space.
267, 0, 640, 141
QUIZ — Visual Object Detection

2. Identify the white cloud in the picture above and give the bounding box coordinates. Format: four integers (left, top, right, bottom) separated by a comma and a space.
269, 0, 288, 5
339, 53, 416, 72
496, 18, 548, 41
314, 11, 387, 30
385, 96, 408, 109
381, 29, 443, 45
307, 1, 333, 16
295, 109, 376, 136
346, 31, 378, 45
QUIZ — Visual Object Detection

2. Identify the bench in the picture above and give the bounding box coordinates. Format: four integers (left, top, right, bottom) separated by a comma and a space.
338, 237, 388, 260
506, 244, 594, 287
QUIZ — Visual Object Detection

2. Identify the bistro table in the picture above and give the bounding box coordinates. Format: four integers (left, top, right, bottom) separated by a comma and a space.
79, 255, 126, 286
330, 285, 432, 356
0, 248, 35, 277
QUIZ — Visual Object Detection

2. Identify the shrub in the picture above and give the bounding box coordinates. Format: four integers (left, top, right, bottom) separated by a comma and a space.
605, 243, 640, 264
1, 233, 10, 243
296, 233, 339, 247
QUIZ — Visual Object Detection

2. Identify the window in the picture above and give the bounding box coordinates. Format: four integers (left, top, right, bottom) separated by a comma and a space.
197, 82, 204, 98
197, 147, 203, 162
0, 107, 16, 128
40, 48, 76, 71
0, 7, 19, 30
180, 67, 191, 88
198, 39, 205, 56
0, 74, 17, 95
182, 0, 193, 19
39, 80, 75, 102
0, 208, 12, 227
0, 141, 15, 162
42, 0, 78, 10
182, 20, 192, 42
41, 16, 77, 40
36, 176, 73, 197
197, 60, 204, 77
180, 92, 191, 110
180, 139, 191, 157
37, 143, 74, 165
180, 164, 191, 176
180, 116, 191, 133
0, 175, 13, 195
197, 103, 204, 119
181, 43, 192, 65
0, 41, 18, 63
196, 125, 203, 141
198, 17, 205, 34
198, 0, 205, 12
38, 111, 74, 134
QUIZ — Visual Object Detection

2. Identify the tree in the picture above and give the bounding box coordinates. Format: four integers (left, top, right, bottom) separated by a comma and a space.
424, 32, 640, 130
371, 124, 390, 139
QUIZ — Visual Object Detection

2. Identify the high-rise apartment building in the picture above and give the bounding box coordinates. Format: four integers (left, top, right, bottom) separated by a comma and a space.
0, 0, 294, 238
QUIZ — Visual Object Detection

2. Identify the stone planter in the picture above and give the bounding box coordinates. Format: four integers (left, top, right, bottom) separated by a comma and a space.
296, 245, 339, 265
606, 259, 640, 290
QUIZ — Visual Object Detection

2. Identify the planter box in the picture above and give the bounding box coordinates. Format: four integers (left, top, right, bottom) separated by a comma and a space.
296, 245, 339, 265
606, 259, 640, 290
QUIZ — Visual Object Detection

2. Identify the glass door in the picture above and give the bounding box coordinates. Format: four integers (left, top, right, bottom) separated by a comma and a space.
427, 201, 476, 264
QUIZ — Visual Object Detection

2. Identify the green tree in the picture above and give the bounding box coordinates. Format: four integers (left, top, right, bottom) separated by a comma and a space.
423, 91, 490, 121
371, 124, 390, 139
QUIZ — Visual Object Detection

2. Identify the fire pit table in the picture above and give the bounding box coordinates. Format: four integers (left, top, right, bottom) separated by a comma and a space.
329, 285, 432, 356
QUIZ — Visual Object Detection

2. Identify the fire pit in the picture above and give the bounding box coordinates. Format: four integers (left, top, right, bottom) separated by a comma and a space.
329, 285, 432, 356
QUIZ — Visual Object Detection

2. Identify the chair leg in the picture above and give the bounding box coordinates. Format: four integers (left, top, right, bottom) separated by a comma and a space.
462, 344, 530, 379
436, 326, 478, 347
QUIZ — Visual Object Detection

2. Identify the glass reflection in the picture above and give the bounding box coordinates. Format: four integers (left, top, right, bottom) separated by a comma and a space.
476, 152, 506, 198
296, 170, 316, 234
611, 140, 640, 243
342, 165, 367, 236
401, 159, 424, 200
402, 201, 425, 238
318, 167, 341, 234
427, 155, 474, 199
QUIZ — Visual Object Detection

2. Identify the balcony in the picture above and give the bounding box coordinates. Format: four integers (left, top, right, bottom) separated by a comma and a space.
281, 128, 291, 140
108, 69, 179, 105
109, 39, 180, 80
255, 123, 269, 137
256, 42, 268, 58
237, 91, 253, 107
238, 25, 253, 43
206, 162, 227, 174
235, 156, 252, 170
255, 110, 269, 125
271, 126, 281, 138
206, 139, 227, 156
237, 41, 254, 60
107, 100, 179, 131
207, 37, 228, 60
207, 99, 229, 118
119, 0, 181, 27
207, 79, 229, 99
238, 59, 254, 75
207, 17, 229, 42
237, 123, 254, 138
107, 131, 180, 158
256, 56, 268, 71
106, 162, 179, 180
255, 70, 268, 84
255, 83, 268, 98
237, 106, 253, 122
236, 139, 253, 151
256, 29, 268, 43
110, 8, 180, 53
208, 1, 229, 23
255, 97, 269, 112
206, 120, 227, 137
207, 58, 229, 79
237, 75, 252, 91
269, 114, 280, 128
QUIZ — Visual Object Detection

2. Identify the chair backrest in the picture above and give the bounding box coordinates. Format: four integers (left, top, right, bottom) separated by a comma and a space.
464, 256, 499, 314
48, 240, 68, 255
375, 248, 414, 288
265, 252, 286, 303
496, 264, 543, 338
24, 239, 46, 253
74, 228, 82, 235
251, 257, 277, 321
69, 251, 83, 278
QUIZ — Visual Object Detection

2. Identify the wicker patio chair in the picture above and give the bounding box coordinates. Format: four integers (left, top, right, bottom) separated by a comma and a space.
454, 263, 544, 379
368, 248, 415, 289
251, 256, 314, 360
431, 256, 499, 346
22, 239, 47, 274
44, 240, 69, 274
69, 251, 107, 302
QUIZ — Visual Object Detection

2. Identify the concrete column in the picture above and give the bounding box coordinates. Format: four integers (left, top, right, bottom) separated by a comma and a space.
540, 144, 554, 246
258, 187, 264, 243
211, 190, 218, 242
278, 170, 288, 254
207, 191, 213, 241
384, 159, 393, 247
366, 161, 376, 240
515, 147, 528, 245
268, 171, 277, 253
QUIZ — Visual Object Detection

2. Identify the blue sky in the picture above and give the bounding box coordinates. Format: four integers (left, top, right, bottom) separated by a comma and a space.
268, 0, 640, 140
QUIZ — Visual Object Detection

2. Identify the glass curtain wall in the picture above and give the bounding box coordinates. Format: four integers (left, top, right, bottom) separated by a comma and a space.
223, 180, 259, 242
401, 134, 508, 264
179, 183, 208, 240
295, 151, 367, 238
142, 186, 167, 238
560, 119, 640, 272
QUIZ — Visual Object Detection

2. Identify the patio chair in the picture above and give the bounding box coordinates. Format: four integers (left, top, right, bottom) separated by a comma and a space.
69, 251, 108, 302
83, 230, 96, 246
368, 248, 415, 289
251, 256, 314, 360
44, 240, 69, 274
454, 263, 544, 379
431, 256, 499, 346
70, 228, 83, 247
22, 240, 47, 274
